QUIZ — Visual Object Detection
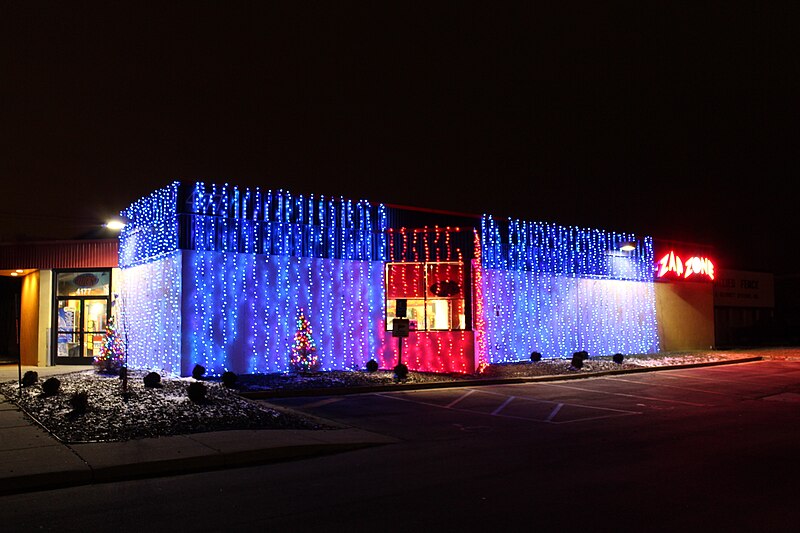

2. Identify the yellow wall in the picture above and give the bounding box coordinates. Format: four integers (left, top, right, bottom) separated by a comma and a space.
655, 281, 715, 351
20, 271, 40, 365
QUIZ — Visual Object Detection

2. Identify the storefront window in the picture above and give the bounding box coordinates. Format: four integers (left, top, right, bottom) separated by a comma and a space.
385, 261, 466, 331
54, 269, 112, 364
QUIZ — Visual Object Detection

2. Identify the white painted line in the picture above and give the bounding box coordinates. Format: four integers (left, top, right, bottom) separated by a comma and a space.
491, 396, 515, 416
540, 382, 709, 406
655, 372, 778, 387
545, 403, 563, 422
446, 389, 476, 408
475, 387, 644, 414
607, 376, 733, 396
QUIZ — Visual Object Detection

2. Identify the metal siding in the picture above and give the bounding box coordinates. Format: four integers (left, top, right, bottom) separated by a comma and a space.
0, 240, 119, 269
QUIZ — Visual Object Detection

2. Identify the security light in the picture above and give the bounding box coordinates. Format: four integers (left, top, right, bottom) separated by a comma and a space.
105, 220, 126, 230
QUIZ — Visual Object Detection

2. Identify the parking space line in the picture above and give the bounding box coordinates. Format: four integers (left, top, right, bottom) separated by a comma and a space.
473, 387, 652, 413
446, 389, 476, 408
606, 376, 734, 396
655, 372, 780, 387
540, 381, 709, 406
545, 403, 563, 422
374, 388, 642, 425
491, 396, 515, 415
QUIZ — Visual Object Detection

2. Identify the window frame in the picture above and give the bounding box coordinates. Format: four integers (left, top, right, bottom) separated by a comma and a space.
384, 261, 466, 332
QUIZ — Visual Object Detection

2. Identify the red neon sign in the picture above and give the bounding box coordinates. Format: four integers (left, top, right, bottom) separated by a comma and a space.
657, 250, 715, 280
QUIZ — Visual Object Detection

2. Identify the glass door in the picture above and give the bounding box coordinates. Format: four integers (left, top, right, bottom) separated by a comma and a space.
53, 270, 111, 365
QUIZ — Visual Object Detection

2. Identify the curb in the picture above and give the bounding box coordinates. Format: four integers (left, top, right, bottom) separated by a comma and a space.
1, 434, 391, 497
240, 356, 764, 399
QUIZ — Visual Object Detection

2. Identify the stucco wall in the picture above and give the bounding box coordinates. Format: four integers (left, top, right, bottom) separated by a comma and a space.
654, 281, 715, 351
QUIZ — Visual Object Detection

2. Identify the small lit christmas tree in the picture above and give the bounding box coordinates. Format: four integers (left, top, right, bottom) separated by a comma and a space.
93, 315, 125, 375
290, 308, 320, 373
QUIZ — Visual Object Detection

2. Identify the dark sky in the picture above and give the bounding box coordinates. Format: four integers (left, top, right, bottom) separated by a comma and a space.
1, 2, 798, 274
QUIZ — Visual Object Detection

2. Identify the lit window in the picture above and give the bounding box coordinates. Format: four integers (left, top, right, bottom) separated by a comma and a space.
385, 261, 466, 331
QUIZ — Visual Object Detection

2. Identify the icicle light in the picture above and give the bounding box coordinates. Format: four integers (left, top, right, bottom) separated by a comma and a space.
477, 215, 659, 363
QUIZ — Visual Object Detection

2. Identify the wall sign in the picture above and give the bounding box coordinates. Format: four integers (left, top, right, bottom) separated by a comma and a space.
714, 270, 774, 308
656, 250, 715, 281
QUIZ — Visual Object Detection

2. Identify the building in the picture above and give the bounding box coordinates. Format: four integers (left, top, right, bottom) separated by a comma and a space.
0, 240, 120, 366
112, 181, 715, 376
0, 180, 720, 374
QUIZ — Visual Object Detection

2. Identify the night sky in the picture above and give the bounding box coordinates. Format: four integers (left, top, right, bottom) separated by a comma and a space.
2, 2, 798, 274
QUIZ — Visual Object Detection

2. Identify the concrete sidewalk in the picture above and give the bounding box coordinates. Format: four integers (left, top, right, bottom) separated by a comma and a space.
0, 364, 396, 497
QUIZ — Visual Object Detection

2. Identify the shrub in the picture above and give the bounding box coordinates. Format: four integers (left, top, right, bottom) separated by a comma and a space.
69, 391, 89, 413
612, 353, 625, 364
21, 370, 39, 388
570, 354, 584, 370
366, 359, 379, 372
530, 351, 542, 362
574, 350, 589, 360
42, 377, 61, 396
143, 372, 162, 388
187, 381, 207, 403
393, 363, 409, 381
192, 364, 206, 380
221, 371, 238, 388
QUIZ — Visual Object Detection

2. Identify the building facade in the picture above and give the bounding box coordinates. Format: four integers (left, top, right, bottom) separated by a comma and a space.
117, 181, 683, 376
0, 180, 720, 374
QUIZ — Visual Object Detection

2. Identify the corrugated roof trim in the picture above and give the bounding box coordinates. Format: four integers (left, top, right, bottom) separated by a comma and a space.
0, 240, 119, 269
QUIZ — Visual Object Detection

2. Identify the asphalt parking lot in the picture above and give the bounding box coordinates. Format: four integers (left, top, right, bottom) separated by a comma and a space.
268, 360, 800, 437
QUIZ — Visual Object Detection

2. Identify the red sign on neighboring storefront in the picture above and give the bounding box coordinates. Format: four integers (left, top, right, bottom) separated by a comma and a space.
656, 250, 715, 281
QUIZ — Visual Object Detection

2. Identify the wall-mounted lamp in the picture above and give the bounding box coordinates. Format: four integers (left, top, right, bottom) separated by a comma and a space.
618, 241, 636, 252
105, 220, 126, 231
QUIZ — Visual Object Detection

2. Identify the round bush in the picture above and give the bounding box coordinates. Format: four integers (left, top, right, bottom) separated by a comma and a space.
574, 350, 589, 361
393, 363, 409, 381
41, 377, 61, 396
221, 371, 238, 388
143, 372, 162, 388
366, 359, 379, 372
530, 351, 542, 362
21, 370, 39, 388
70, 391, 89, 413
192, 364, 206, 380
570, 355, 584, 370
612, 353, 625, 364
187, 381, 208, 403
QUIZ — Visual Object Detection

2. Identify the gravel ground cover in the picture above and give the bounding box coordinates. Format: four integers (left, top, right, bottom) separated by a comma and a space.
0, 369, 328, 443
0, 349, 785, 443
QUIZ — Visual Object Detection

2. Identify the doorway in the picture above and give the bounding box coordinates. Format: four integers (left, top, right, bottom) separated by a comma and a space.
0, 276, 21, 363
53, 270, 111, 365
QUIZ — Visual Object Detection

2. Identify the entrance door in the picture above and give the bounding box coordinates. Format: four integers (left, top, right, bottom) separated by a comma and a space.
53, 270, 111, 365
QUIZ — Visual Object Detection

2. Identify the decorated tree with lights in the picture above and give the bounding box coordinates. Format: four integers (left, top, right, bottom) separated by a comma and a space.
290, 308, 320, 373
93, 315, 125, 375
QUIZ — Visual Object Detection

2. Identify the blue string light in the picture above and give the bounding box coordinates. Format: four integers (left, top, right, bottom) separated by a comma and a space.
478, 215, 659, 363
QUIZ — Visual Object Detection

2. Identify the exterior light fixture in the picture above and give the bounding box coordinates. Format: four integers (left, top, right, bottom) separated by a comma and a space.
15, 269, 23, 273
105, 220, 126, 231
619, 241, 636, 252
10, 272, 18, 277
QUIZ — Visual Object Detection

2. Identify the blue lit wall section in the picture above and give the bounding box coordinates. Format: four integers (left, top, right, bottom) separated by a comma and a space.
120, 252, 182, 374
481, 271, 659, 361
480, 215, 654, 281
180, 250, 386, 376
479, 215, 659, 361
119, 182, 179, 268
